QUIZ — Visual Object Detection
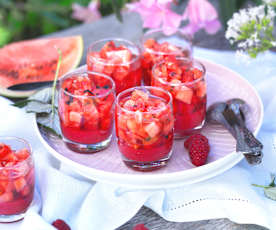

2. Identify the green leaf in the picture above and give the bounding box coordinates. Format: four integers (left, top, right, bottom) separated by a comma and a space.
269, 174, 276, 187
37, 111, 62, 137
264, 187, 276, 201
29, 87, 52, 104
0, 26, 11, 46
51, 48, 62, 120
25, 101, 52, 114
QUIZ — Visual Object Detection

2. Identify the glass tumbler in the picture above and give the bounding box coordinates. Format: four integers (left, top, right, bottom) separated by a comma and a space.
116, 86, 174, 171
152, 57, 207, 138
141, 28, 193, 86
58, 70, 116, 153
0, 137, 35, 222
87, 38, 142, 94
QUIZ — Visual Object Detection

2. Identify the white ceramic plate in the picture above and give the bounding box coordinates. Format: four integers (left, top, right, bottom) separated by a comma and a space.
34, 58, 264, 189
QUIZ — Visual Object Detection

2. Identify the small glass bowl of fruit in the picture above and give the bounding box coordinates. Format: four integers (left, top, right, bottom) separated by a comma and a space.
141, 28, 193, 86
116, 86, 174, 171
58, 70, 116, 153
152, 57, 207, 138
87, 38, 142, 94
0, 137, 34, 222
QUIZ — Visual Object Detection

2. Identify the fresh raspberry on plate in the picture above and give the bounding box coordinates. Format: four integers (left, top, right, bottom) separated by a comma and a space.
133, 223, 149, 230
184, 134, 210, 166
52, 219, 71, 230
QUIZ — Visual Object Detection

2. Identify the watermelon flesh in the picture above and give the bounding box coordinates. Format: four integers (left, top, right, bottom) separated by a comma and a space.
0, 36, 83, 96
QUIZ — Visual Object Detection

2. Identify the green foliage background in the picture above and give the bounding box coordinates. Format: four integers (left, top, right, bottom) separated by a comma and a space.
0, 0, 128, 47
0, 0, 265, 47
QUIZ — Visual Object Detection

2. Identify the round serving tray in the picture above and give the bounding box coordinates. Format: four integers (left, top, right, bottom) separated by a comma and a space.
34, 58, 263, 189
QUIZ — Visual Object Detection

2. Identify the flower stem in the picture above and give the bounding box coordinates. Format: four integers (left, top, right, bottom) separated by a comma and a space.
252, 184, 271, 189
51, 48, 62, 120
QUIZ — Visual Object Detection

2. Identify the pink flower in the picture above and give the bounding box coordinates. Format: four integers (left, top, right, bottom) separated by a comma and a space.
72, 1, 101, 23
182, 0, 221, 36
127, 0, 182, 35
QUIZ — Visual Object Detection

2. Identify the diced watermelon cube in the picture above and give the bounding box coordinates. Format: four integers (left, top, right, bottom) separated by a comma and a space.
175, 86, 193, 104
69, 111, 82, 125
144, 122, 161, 138
127, 118, 138, 132
131, 89, 149, 102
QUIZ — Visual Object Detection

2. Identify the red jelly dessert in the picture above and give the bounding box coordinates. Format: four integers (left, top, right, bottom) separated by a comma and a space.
152, 58, 206, 138
0, 141, 34, 217
142, 30, 192, 86
87, 39, 142, 94
116, 87, 174, 170
58, 71, 115, 150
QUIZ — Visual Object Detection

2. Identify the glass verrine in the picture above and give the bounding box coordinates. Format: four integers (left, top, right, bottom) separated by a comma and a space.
152, 57, 207, 138
58, 70, 116, 153
0, 137, 34, 222
116, 86, 174, 171
141, 28, 193, 86
87, 38, 142, 94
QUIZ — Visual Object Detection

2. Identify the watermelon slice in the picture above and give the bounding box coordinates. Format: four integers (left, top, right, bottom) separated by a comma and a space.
0, 36, 83, 98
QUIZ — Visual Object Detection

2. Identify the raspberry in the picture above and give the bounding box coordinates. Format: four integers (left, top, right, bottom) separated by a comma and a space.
133, 223, 149, 230
184, 134, 210, 166
52, 219, 71, 230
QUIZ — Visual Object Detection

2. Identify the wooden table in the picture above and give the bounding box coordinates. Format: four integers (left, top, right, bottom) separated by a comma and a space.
46, 13, 268, 230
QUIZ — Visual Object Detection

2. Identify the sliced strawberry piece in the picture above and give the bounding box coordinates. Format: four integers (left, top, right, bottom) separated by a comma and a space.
0, 192, 13, 203
14, 177, 27, 192
0, 143, 12, 159
16, 148, 30, 161
196, 81, 207, 97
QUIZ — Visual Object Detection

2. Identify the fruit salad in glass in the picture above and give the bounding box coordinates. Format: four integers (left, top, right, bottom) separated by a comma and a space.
58, 70, 115, 153
87, 38, 142, 94
0, 137, 34, 222
142, 29, 192, 86
116, 86, 174, 170
152, 58, 207, 138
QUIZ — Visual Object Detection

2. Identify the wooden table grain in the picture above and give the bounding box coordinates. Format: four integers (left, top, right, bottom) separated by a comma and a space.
46, 13, 269, 230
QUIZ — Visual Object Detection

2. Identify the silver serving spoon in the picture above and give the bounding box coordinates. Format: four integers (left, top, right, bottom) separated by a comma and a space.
226, 98, 263, 152
207, 100, 263, 164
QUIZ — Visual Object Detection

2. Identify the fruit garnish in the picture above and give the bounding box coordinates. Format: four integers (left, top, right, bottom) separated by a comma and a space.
184, 134, 210, 166
133, 223, 149, 230
52, 219, 71, 230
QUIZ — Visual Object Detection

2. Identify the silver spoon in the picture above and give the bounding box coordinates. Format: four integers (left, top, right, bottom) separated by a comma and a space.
226, 98, 263, 152
207, 100, 263, 164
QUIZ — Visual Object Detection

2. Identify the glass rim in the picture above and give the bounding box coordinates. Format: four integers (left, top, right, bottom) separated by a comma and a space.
141, 28, 193, 56
152, 57, 206, 86
59, 70, 115, 99
116, 86, 173, 115
0, 136, 32, 170
87, 37, 141, 66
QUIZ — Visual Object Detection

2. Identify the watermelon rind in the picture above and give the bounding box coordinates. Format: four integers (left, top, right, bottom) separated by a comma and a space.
0, 36, 83, 98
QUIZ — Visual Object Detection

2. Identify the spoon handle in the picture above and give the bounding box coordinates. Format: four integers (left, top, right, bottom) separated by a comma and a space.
222, 107, 263, 164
